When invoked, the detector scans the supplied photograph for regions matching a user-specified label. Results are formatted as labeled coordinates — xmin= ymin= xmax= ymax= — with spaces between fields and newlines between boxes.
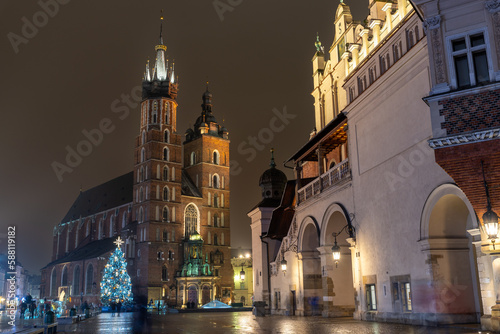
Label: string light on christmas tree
xmin=100 ymin=236 xmax=133 ymax=305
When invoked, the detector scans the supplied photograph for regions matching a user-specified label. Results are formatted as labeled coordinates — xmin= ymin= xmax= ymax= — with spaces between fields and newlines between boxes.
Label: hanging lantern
xmin=280 ymin=258 xmax=287 ymax=274
xmin=332 ymin=234 xmax=341 ymax=267
xmin=240 ymin=267 xmax=245 ymax=281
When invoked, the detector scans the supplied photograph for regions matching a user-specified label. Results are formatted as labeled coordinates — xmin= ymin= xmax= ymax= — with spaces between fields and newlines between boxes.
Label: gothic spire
xmin=154 ymin=12 xmax=167 ymax=81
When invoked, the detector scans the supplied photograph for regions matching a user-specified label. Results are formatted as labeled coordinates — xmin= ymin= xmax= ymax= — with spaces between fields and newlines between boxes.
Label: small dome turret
xmin=259 ymin=149 xmax=287 ymax=200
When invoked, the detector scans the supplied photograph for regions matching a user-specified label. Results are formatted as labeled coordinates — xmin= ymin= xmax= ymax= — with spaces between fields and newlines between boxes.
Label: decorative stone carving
xmin=430 ymin=28 xmax=447 ymax=84
xmin=486 ymin=0 xmax=500 ymax=13
xmin=423 ymin=15 xmax=441 ymax=31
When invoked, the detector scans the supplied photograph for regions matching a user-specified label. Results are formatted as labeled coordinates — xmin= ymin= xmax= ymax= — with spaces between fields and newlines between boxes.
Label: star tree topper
xmin=114 ymin=236 xmax=124 ymax=247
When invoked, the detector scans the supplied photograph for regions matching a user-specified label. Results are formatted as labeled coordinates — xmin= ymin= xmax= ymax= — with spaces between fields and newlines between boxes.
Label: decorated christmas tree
xmin=100 ymin=237 xmax=133 ymax=305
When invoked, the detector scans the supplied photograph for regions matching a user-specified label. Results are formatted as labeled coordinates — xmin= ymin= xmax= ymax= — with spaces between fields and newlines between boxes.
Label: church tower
xmin=132 ymin=15 xmax=183 ymax=302
xmin=181 ymin=86 xmax=233 ymax=304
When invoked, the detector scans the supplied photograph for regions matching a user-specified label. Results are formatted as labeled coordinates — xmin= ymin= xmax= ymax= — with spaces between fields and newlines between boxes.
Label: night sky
xmin=0 ymin=0 xmax=365 ymax=273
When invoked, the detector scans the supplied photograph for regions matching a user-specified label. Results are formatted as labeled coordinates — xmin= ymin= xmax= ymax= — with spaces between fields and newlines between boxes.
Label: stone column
xmin=348 ymin=43 xmax=361 ymax=68
xmin=359 ymin=29 xmax=370 ymax=56
xmin=317 ymin=246 xmax=334 ymax=317
xmin=423 ymin=15 xmax=449 ymax=93
xmin=369 ymin=20 xmax=382 ymax=45
xmin=382 ymin=3 xmax=394 ymax=32
xmin=486 ymin=1 xmax=500 ymax=80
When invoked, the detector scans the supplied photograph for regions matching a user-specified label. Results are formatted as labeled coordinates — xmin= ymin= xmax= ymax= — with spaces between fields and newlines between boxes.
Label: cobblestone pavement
xmin=0 ymin=311 xmax=491 ymax=334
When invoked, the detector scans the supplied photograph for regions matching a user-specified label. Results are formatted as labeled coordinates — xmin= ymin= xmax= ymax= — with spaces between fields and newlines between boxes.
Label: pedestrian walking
xmin=111 ymin=301 xmax=116 ymax=317
xmin=117 ymin=301 xmax=122 ymax=316
xmin=29 ymin=301 xmax=36 ymax=319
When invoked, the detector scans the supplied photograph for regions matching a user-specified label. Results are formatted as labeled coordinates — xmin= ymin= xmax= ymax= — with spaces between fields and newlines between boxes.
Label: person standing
xmin=116 ymin=301 xmax=122 ymax=316
xmin=111 ymin=301 xmax=116 ymax=317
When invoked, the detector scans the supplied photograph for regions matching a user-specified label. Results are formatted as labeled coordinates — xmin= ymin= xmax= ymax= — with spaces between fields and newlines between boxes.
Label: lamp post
xmin=482 ymin=161 xmax=499 ymax=249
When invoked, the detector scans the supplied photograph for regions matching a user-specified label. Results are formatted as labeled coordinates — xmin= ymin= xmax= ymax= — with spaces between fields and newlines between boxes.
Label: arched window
xmin=190 ymin=152 xmax=196 ymax=166
xmin=164 ymin=102 xmax=170 ymax=124
xmin=163 ymin=187 xmax=170 ymax=201
xmin=184 ymin=204 xmax=199 ymax=236
xmin=221 ymin=233 xmax=225 ymax=246
xmin=98 ymin=219 xmax=103 ymax=240
xmin=86 ymin=221 xmax=90 ymax=237
xmin=208 ymin=231 xmax=211 ymax=244
xmin=138 ymin=207 xmax=144 ymax=223
xmin=408 ymin=30 xmax=414 ymax=49
xmin=163 ymin=147 xmax=169 ymax=161
xmin=73 ymin=266 xmax=80 ymax=295
xmin=164 ymin=130 xmax=170 ymax=143
xmin=214 ymin=234 xmax=218 ymax=245
xmin=140 ymin=187 xmax=144 ymax=202
xmin=163 ymin=166 xmax=169 ymax=181
xmin=214 ymin=194 xmax=219 ymax=208
xmin=163 ymin=229 xmax=168 ymax=242
xmin=213 ymin=174 xmax=219 ymax=189
xmin=162 ymin=265 xmax=168 ymax=281
xmin=109 ymin=216 xmax=115 ymax=237
xmin=153 ymin=101 xmax=158 ymax=123
xmin=141 ymin=148 xmax=145 ymax=163
xmin=213 ymin=150 xmax=220 ymax=165
xmin=140 ymin=167 xmax=144 ymax=182
xmin=86 ymin=264 xmax=93 ymax=295
xmin=50 ymin=268 xmax=57 ymax=296
xmin=163 ymin=206 xmax=169 ymax=222
xmin=61 ymin=265 xmax=68 ymax=286
xmin=141 ymin=131 xmax=146 ymax=145
xmin=122 ymin=212 xmax=127 ymax=228
xmin=213 ymin=214 xmax=219 ymax=227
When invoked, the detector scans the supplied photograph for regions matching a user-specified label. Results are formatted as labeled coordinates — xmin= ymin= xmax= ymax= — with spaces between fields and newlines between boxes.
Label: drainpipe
xmin=260 ymin=235 xmax=271 ymax=313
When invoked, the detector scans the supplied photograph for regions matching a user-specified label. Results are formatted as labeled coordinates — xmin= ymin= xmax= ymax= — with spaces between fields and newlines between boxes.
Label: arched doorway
xmin=202 ymin=285 xmax=211 ymax=305
xmin=322 ymin=209 xmax=355 ymax=317
xmin=299 ymin=218 xmax=322 ymax=315
xmin=420 ymin=185 xmax=480 ymax=322
xmin=188 ymin=285 xmax=198 ymax=308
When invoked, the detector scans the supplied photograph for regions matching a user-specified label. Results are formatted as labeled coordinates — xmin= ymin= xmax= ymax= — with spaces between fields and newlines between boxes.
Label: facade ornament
xmin=486 ymin=0 xmax=500 ymax=13
xmin=423 ymin=15 xmax=441 ymax=31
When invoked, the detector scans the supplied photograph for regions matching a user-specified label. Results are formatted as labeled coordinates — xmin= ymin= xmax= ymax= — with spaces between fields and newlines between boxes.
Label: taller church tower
xmin=131 ymin=16 xmax=232 ymax=306
xmin=132 ymin=15 xmax=183 ymax=302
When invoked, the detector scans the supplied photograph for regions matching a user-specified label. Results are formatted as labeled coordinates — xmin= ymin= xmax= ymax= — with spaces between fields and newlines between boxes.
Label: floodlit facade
xmin=41 ymin=20 xmax=233 ymax=309
xmin=251 ymin=0 xmax=499 ymax=328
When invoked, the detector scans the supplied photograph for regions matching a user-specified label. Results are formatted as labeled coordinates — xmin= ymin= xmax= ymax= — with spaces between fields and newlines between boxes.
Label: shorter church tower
xmin=248 ymin=150 xmax=287 ymax=310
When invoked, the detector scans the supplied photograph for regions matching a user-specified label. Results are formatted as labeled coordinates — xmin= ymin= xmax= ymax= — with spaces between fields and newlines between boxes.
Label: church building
xmin=40 ymin=18 xmax=233 ymax=308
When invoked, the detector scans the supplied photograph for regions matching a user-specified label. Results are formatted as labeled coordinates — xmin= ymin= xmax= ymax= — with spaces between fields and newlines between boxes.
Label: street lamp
xmin=482 ymin=161 xmax=499 ymax=249
xmin=331 ymin=233 xmax=341 ymax=267
xmin=280 ymin=258 xmax=287 ymax=274
xmin=330 ymin=216 xmax=356 ymax=267
xmin=240 ymin=266 xmax=245 ymax=281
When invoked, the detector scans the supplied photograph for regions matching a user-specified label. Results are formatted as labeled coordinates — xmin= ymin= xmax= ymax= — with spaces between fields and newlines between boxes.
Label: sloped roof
xmin=181 ymin=170 xmax=203 ymax=197
xmin=248 ymin=198 xmax=282 ymax=213
xmin=267 ymin=180 xmax=296 ymax=240
xmin=43 ymin=238 xmax=117 ymax=268
xmin=60 ymin=172 xmax=133 ymax=224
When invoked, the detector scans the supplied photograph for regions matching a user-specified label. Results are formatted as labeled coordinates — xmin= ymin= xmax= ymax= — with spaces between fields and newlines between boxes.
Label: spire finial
xmin=270 ymin=148 xmax=276 ymax=168
xmin=159 ymin=9 xmax=164 ymax=44
xmin=315 ymin=33 xmax=324 ymax=53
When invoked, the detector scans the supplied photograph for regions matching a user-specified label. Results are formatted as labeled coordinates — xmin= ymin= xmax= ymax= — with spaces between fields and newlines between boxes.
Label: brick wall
xmin=435 ymin=139 xmax=500 ymax=221
xmin=439 ymin=89 xmax=500 ymax=136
